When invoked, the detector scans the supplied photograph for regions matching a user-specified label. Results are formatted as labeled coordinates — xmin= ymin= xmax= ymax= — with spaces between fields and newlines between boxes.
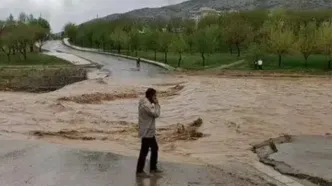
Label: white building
xmin=189 ymin=7 xmax=222 ymax=27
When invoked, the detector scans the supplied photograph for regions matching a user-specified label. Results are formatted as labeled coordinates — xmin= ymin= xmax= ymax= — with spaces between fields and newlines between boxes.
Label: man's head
xmin=145 ymin=88 xmax=157 ymax=103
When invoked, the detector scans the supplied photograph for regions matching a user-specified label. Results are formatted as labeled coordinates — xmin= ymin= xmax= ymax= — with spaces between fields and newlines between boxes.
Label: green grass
xmin=0 ymin=52 xmax=71 ymax=66
xmin=230 ymin=54 xmax=332 ymax=73
xmin=0 ymin=52 xmax=83 ymax=92
xmin=108 ymin=50 xmax=241 ymax=70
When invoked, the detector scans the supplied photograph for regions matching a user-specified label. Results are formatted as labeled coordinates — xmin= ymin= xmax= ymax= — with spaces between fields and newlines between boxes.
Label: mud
xmin=30 ymin=118 xmax=205 ymax=143
xmin=58 ymin=92 xmax=139 ymax=104
xmin=57 ymin=84 xmax=184 ymax=104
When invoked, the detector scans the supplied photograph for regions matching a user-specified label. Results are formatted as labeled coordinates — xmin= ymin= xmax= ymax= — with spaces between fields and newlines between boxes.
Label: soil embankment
xmin=0 ymin=65 xmax=87 ymax=92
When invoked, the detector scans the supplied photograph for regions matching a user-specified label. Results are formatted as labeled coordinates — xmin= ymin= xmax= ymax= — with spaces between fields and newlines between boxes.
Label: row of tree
xmin=64 ymin=9 xmax=332 ymax=68
xmin=0 ymin=13 xmax=51 ymax=61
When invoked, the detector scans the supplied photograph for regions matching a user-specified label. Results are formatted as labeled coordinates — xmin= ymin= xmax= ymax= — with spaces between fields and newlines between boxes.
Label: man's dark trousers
xmin=136 ymin=136 xmax=158 ymax=173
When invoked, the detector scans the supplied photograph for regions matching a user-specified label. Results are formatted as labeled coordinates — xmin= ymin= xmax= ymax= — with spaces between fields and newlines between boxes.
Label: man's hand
xmin=153 ymin=97 xmax=159 ymax=105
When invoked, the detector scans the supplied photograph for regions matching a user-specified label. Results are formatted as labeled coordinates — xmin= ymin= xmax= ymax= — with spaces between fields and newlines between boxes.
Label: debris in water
xmin=159 ymin=84 xmax=185 ymax=97
xmin=58 ymin=92 xmax=138 ymax=104
xmin=96 ymin=78 xmax=107 ymax=84
xmin=269 ymin=139 xmax=278 ymax=152
xmin=159 ymin=118 xmax=205 ymax=142
xmin=48 ymin=102 xmax=66 ymax=112
xmin=31 ymin=130 xmax=97 ymax=141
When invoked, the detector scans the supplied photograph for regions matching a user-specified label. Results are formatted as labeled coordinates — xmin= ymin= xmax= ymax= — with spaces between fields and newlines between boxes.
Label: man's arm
xmin=141 ymin=102 xmax=160 ymax=118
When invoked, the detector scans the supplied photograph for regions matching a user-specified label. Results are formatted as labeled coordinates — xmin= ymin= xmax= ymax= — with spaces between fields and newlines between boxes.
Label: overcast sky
xmin=0 ymin=0 xmax=185 ymax=32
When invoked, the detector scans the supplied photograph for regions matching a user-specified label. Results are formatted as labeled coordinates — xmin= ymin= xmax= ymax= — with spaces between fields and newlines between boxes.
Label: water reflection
xmin=136 ymin=175 xmax=161 ymax=186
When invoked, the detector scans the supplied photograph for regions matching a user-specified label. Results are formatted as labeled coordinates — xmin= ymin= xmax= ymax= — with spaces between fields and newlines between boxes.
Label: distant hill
xmin=84 ymin=0 xmax=332 ymax=23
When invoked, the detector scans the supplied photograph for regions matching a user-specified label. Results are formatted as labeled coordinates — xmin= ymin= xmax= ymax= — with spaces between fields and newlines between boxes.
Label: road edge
xmin=62 ymin=38 xmax=175 ymax=71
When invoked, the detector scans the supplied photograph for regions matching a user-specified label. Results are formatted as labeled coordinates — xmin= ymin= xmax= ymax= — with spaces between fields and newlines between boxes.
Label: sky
xmin=0 ymin=0 xmax=185 ymax=32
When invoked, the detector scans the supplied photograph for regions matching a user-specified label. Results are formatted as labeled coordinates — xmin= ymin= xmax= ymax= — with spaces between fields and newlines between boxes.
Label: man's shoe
xmin=150 ymin=169 xmax=163 ymax=174
xmin=136 ymin=171 xmax=150 ymax=178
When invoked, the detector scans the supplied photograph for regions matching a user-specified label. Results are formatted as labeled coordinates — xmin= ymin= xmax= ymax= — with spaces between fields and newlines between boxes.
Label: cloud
xmin=0 ymin=0 xmax=185 ymax=32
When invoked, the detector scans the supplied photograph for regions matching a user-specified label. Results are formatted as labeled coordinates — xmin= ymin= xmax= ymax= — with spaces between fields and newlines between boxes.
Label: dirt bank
xmin=0 ymin=75 xmax=331 ymax=167
xmin=0 ymin=66 xmax=87 ymax=92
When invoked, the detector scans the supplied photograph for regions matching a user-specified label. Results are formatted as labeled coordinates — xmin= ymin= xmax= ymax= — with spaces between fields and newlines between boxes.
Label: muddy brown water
xmin=0 ymin=75 xmax=331 ymax=168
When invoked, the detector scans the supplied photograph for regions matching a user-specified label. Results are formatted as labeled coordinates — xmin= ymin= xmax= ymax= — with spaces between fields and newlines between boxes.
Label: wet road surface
xmin=43 ymin=41 xmax=165 ymax=79
xmin=0 ymin=140 xmax=262 ymax=186
xmin=269 ymin=135 xmax=332 ymax=185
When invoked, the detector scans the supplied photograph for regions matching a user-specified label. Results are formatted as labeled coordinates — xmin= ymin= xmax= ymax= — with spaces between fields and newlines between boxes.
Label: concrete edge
xmin=252 ymin=135 xmax=331 ymax=186
xmin=36 ymin=43 xmax=102 ymax=69
xmin=253 ymin=162 xmax=304 ymax=186
xmin=54 ymin=49 xmax=104 ymax=69
xmin=251 ymin=136 xmax=305 ymax=186
xmin=62 ymin=38 xmax=175 ymax=71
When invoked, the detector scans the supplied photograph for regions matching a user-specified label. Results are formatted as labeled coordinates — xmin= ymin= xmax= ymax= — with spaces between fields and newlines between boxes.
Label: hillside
xmin=86 ymin=0 xmax=332 ymax=23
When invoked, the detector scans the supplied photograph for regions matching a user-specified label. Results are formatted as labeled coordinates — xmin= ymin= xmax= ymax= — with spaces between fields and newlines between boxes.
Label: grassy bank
xmin=0 ymin=52 xmax=71 ymax=66
xmin=228 ymin=54 xmax=332 ymax=74
xmin=0 ymin=65 xmax=87 ymax=92
xmin=0 ymin=52 xmax=87 ymax=92
xmin=70 ymin=41 xmax=332 ymax=74
xmin=107 ymin=50 xmax=241 ymax=70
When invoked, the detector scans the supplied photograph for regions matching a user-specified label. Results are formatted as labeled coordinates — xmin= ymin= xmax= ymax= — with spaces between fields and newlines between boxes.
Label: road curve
xmin=43 ymin=40 xmax=166 ymax=79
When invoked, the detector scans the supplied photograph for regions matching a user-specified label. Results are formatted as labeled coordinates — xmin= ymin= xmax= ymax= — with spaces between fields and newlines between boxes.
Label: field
xmin=0 ymin=52 xmax=86 ymax=92
xmin=0 ymin=52 xmax=71 ymax=66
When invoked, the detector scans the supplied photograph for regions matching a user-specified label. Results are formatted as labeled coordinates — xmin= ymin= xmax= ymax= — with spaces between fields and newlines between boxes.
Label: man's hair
xmin=145 ymin=88 xmax=156 ymax=100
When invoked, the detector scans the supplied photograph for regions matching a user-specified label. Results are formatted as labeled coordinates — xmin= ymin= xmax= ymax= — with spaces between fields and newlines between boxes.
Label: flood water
xmin=0 ymin=41 xmax=331 ymax=168
xmin=1 ymin=74 xmax=331 ymax=167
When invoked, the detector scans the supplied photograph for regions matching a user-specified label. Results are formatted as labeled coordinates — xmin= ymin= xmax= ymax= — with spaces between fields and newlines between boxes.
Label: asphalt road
xmin=0 ymin=140 xmax=264 ymax=186
xmin=269 ymin=135 xmax=332 ymax=185
xmin=43 ymin=41 xmax=165 ymax=79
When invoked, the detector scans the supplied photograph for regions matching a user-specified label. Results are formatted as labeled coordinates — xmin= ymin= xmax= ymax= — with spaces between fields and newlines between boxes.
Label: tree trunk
xmin=23 ymin=48 xmax=27 ymax=60
xmin=164 ymin=51 xmax=168 ymax=63
xmin=236 ymin=43 xmax=240 ymax=57
xmin=278 ymin=54 xmax=282 ymax=67
xmin=30 ymin=44 xmax=34 ymax=52
xmin=20 ymin=48 xmax=27 ymax=60
xmin=154 ymin=50 xmax=157 ymax=60
xmin=1 ymin=48 xmax=11 ymax=62
xmin=201 ymin=52 xmax=205 ymax=66
xmin=229 ymin=45 xmax=233 ymax=55
xmin=178 ymin=52 xmax=182 ymax=67
xmin=102 ymin=43 xmax=105 ymax=51
xmin=135 ymin=49 xmax=138 ymax=57
xmin=12 ymin=48 xmax=16 ymax=55
xmin=39 ymin=45 xmax=42 ymax=52
xmin=117 ymin=46 xmax=121 ymax=54
xmin=328 ymin=60 xmax=332 ymax=69
xmin=304 ymin=55 xmax=309 ymax=68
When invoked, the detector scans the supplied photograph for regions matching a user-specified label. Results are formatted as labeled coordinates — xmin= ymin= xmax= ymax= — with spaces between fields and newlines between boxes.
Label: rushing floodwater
xmin=0 ymin=41 xmax=331 ymax=167
xmin=1 ymin=75 xmax=331 ymax=166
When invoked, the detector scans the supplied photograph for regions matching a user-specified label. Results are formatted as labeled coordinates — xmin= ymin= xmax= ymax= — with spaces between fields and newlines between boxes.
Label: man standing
xmin=257 ymin=59 xmax=263 ymax=70
xmin=136 ymin=88 xmax=162 ymax=177
xmin=136 ymin=58 xmax=141 ymax=70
